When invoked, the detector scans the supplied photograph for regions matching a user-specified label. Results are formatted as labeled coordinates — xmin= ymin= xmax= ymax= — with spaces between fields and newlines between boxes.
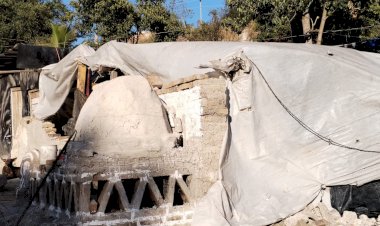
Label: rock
xmin=359 ymin=214 xmax=369 ymax=221
xmin=315 ymin=219 xmax=329 ymax=226
xmin=342 ymin=211 xmax=358 ymax=223
xmin=0 ymin=174 xmax=7 ymax=189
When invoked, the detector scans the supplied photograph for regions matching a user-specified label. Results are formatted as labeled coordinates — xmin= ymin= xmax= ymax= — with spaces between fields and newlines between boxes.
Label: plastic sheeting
xmin=36 ymin=41 xmax=380 ymax=225
xmin=34 ymin=44 xmax=95 ymax=119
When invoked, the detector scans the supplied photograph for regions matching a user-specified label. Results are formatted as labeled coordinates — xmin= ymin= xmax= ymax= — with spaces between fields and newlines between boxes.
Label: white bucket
xmin=39 ymin=145 xmax=58 ymax=165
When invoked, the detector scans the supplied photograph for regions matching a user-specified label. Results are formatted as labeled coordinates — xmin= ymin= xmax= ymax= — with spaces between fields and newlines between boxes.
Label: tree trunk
xmin=302 ymin=13 xmax=312 ymax=44
xmin=317 ymin=3 xmax=328 ymax=45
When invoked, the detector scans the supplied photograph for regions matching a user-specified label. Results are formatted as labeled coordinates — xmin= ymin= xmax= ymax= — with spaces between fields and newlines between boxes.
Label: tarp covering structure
xmin=35 ymin=41 xmax=380 ymax=225
xmin=34 ymin=44 xmax=95 ymax=119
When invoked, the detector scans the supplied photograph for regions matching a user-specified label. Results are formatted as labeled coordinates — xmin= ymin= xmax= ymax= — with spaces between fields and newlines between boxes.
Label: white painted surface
xmin=159 ymin=86 xmax=203 ymax=140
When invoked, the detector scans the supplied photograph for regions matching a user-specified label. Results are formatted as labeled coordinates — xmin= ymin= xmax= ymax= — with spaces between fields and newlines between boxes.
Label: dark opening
xmin=121 ymin=178 xmax=139 ymax=202
xmin=173 ymin=175 xmax=189 ymax=206
xmin=105 ymin=187 xmax=121 ymax=213
xmin=153 ymin=176 xmax=169 ymax=197
xmin=140 ymin=183 xmax=155 ymax=209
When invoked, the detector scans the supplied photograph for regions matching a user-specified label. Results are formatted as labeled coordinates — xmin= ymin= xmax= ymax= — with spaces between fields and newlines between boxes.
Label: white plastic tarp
xmin=34 ymin=44 xmax=95 ymax=119
xmin=36 ymin=41 xmax=380 ymax=225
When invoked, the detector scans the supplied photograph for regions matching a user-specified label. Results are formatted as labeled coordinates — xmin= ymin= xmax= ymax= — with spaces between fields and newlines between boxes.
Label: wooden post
xmin=28 ymin=89 xmax=39 ymax=117
xmin=78 ymin=182 xmax=91 ymax=213
xmin=176 ymin=176 xmax=192 ymax=202
xmin=97 ymin=181 xmax=115 ymax=213
xmin=147 ymin=176 xmax=164 ymax=207
xmin=77 ymin=64 xmax=87 ymax=94
xmin=131 ymin=179 xmax=147 ymax=209
xmin=114 ymin=181 xmax=130 ymax=210
xmin=110 ymin=71 xmax=118 ymax=80
xmin=10 ymin=87 xmax=22 ymax=160
xmin=165 ymin=176 xmax=176 ymax=206
xmin=54 ymin=179 xmax=63 ymax=209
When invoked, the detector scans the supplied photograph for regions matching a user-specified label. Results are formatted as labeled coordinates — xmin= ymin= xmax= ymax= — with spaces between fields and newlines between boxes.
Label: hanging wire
xmin=249 ymin=60 xmax=380 ymax=154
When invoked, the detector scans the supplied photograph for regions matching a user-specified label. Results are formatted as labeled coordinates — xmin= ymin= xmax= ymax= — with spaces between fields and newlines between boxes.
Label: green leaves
xmin=50 ymin=24 xmax=76 ymax=48
xmin=0 ymin=0 xmax=71 ymax=52
xmin=71 ymin=0 xmax=183 ymax=43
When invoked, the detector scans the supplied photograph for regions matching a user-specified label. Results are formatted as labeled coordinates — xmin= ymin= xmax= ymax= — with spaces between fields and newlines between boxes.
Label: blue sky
xmin=63 ymin=0 xmax=225 ymax=45
xmin=63 ymin=0 xmax=226 ymax=25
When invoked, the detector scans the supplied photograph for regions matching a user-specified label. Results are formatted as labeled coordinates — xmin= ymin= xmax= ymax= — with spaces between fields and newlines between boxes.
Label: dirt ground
xmin=0 ymin=178 xmax=75 ymax=226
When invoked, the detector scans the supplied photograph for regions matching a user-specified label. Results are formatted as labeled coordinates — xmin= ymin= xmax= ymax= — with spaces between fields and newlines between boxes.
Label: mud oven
xmin=21 ymin=69 xmax=228 ymax=225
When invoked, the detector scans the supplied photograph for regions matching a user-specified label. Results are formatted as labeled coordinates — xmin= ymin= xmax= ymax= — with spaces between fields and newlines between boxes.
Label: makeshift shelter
xmin=31 ymin=41 xmax=380 ymax=225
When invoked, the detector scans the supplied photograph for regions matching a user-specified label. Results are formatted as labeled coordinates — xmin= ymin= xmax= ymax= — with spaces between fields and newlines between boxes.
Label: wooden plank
xmin=131 ymin=179 xmax=147 ymax=209
xmin=97 ymin=181 xmax=115 ymax=213
xmin=165 ymin=176 xmax=176 ymax=206
xmin=28 ymin=89 xmax=39 ymax=117
xmin=0 ymin=70 xmax=24 ymax=75
xmin=62 ymin=181 xmax=70 ymax=210
xmin=77 ymin=63 xmax=87 ymax=94
xmin=78 ymin=182 xmax=91 ymax=213
xmin=39 ymin=181 xmax=47 ymax=208
xmin=147 ymin=177 xmax=164 ymax=207
xmin=47 ymin=179 xmax=55 ymax=206
xmin=74 ymin=183 xmax=80 ymax=212
xmin=114 ymin=181 xmax=130 ymax=210
xmin=176 ymin=177 xmax=192 ymax=203
xmin=54 ymin=180 xmax=63 ymax=209
xmin=67 ymin=182 xmax=76 ymax=212
xmin=110 ymin=70 xmax=118 ymax=80
xmin=10 ymin=87 xmax=22 ymax=160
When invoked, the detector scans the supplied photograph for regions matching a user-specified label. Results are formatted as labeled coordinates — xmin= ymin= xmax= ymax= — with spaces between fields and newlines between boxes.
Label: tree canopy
xmin=0 ymin=0 xmax=379 ymax=52
xmin=0 ymin=0 xmax=70 ymax=52
xmin=71 ymin=0 xmax=184 ymax=43
xmin=223 ymin=0 xmax=380 ymax=44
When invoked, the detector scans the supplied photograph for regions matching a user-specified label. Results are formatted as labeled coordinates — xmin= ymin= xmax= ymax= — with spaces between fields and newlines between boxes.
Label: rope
xmin=15 ymin=130 xmax=77 ymax=226
xmin=249 ymin=60 xmax=380 ymax=154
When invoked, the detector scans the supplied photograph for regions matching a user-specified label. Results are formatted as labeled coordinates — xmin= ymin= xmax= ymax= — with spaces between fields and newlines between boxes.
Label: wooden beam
xmin=110 ymin=71 xmax=117 ymax=80
xmin=176 ymin=176 xmax=192 ymax=203
xmin=54 ymin=180 xmax=63 ymax=209
xmin=147 ymin=177 xmax=164 ymax=207
xmin=39 ymin=181 xmax=47 ymax=208
xmin=114 ymin=181 xmax=130 ymax=210
xmin=47 ymin=179 xmax=55 ymax=206
xmin=62 ymin=181 xmax=70 ymax=210
xmin=97 ymin=181 xmax=115 ymax=213
xmin=131 ymin=179 xmax=147 ymax=209
xmin=78 ymin=182 xmax=91 ymax=213
xmin=28 ymin=89 xmax=39 ymax=117
xmin=10 ymin=87 xmax=22 ymax=160
xmin=67 ymin=182 xmax=76 ymax=212
xmin=165 ymin=176 xmax=176 ymax=206
xmin=77 ymin=63 xmax=87 ymax=94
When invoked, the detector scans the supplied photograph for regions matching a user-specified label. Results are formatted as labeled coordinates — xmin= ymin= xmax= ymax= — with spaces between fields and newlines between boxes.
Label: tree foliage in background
xmin=50 ymin=24 xmax=76 ymax=49
xmin=137 ymin=0 xmax=184 ymax=42
xmin=0 ymin=0 xmax=69 ymax=52
xmin=71 ymin=0 xmax=137 ymax=42
xmin=223 ymin=0 xmax=380 ymax=45
xmin=71 ymin=0 xmax=184 ymax=43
